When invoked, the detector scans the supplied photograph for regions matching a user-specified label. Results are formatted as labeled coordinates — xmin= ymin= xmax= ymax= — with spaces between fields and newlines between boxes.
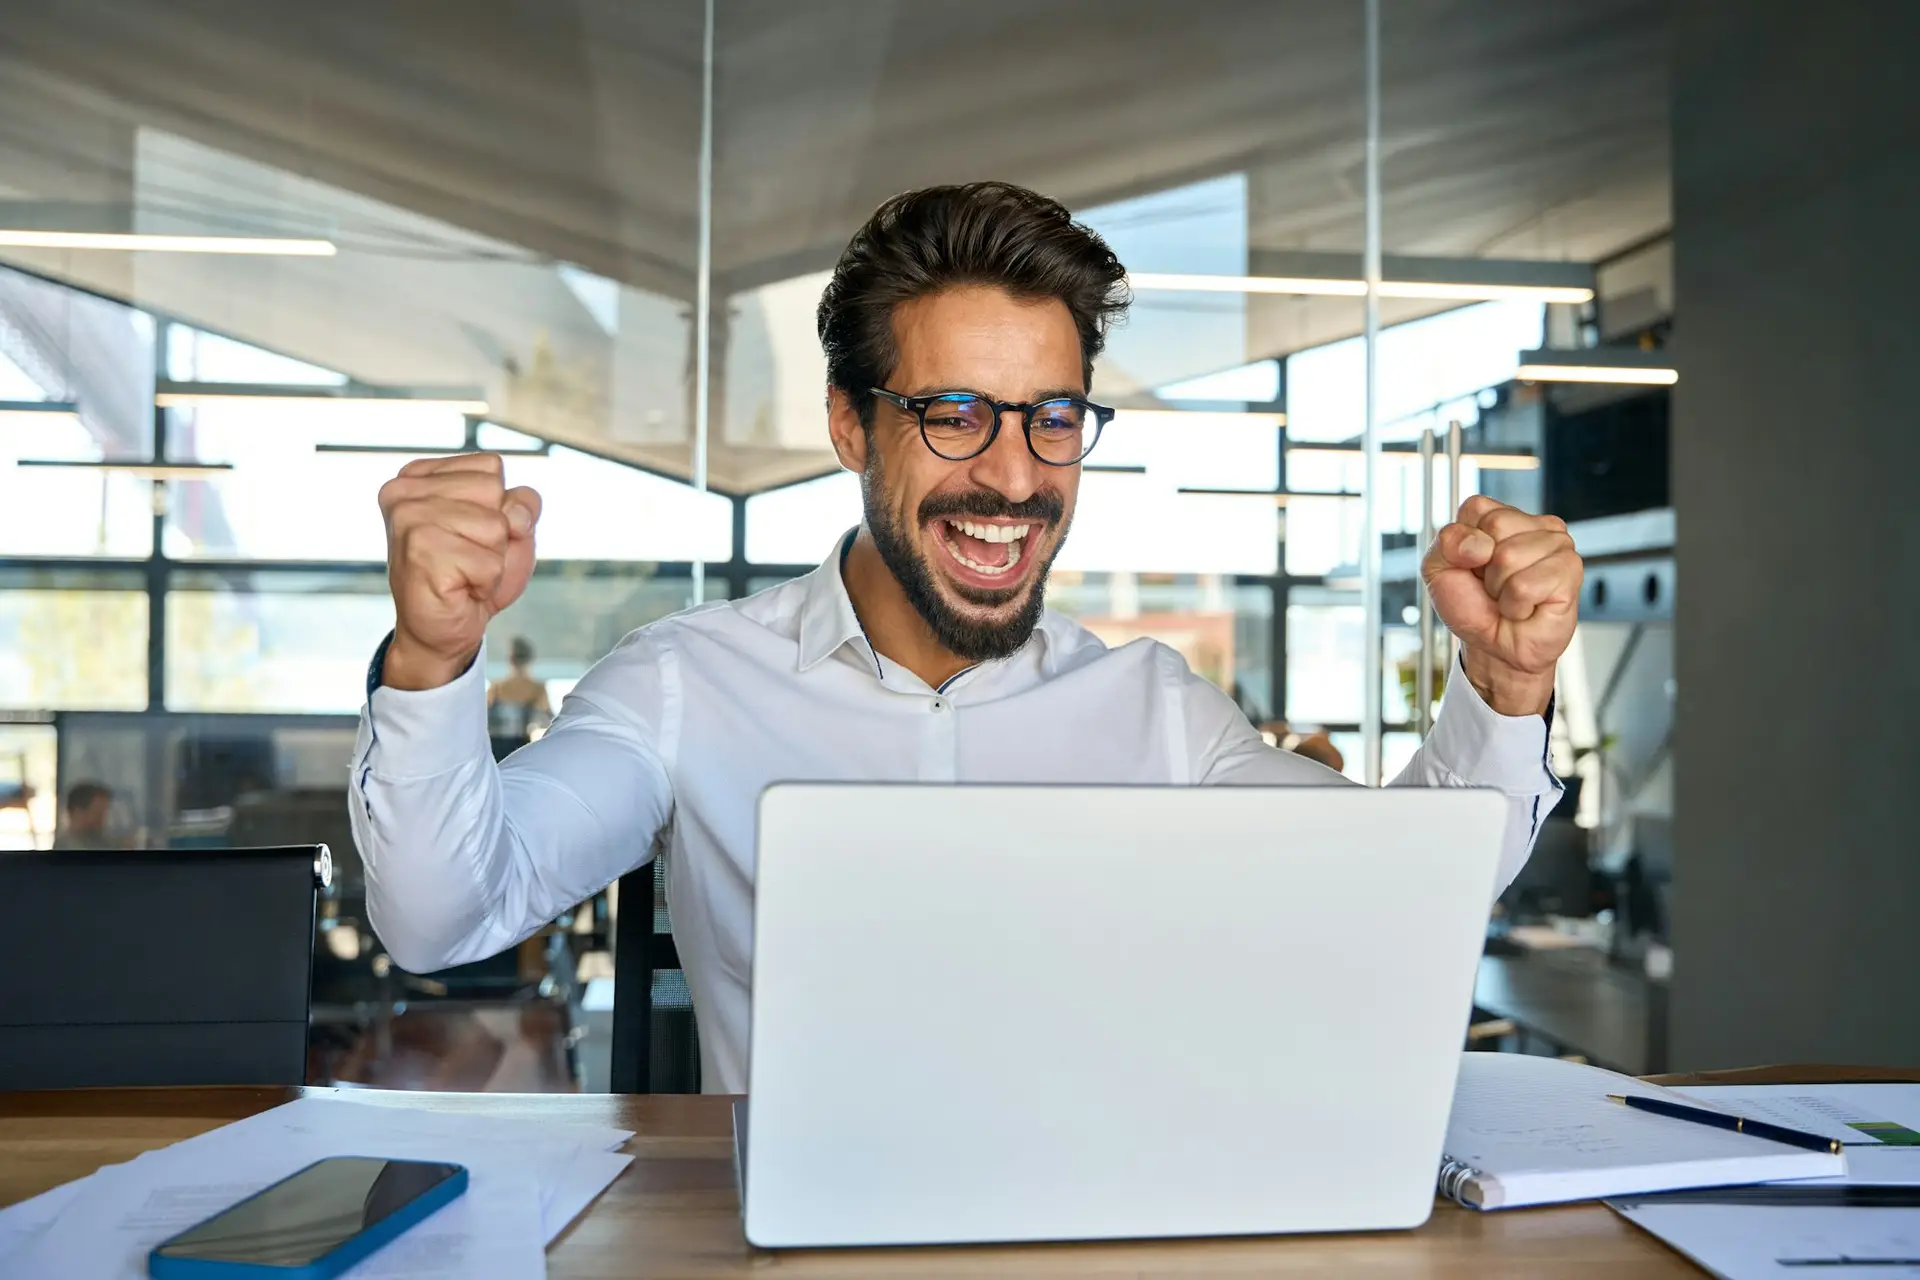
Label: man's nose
xmin=967 ymin=408 xmax=1044 ymax=504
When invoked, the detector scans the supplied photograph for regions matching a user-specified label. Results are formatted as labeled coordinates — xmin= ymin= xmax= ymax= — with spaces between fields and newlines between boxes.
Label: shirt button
xmin=930 ymin=699 xmax=946 ymax=712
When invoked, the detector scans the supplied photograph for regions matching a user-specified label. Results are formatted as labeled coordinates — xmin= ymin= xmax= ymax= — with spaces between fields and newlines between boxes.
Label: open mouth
xmin=929 ymin=516 xmax=1039 ymax=588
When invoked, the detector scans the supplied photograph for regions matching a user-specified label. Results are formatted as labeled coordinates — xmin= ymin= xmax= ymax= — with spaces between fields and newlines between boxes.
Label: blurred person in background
xmin=487 ymin=636 xmax=552 ymax=760
xmin=1291 ymin=731 xmax=1346 ymax=775
xmin=53 ymin=781 xmax=116 ymax=851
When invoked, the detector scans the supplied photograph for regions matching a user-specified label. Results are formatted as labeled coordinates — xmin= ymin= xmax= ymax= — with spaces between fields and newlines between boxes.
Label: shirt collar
xmin=795 ymin=530 xmax=871 ymax=673
xmin=793 ymin=527 xmax=1060 ymax=677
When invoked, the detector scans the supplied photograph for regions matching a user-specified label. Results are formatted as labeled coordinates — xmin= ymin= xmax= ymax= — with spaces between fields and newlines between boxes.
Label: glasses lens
xmin=920 ymin=394 xmax=995 ymax=459
xmin=1028 ymin=399 xmax=1093 ymax=464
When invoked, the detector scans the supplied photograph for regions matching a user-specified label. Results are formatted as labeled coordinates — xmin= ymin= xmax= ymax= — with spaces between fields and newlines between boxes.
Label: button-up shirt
xmin=350 ymin=540 xmax=1559 ymax=1093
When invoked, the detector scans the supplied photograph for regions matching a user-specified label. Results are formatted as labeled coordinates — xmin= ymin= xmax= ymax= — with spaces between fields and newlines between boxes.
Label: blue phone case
xmin=147 ymin=1157 xmax=470 ymax=1280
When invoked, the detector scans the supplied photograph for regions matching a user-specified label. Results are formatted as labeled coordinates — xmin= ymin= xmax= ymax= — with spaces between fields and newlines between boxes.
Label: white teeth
xmin=952 ymin=519 xmax=1030 ymax=544
xmin=942 ymin=529 xmax=1023 ymax=576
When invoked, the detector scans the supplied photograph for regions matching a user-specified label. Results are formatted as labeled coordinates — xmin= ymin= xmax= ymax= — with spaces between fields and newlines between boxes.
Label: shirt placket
xmin=919 ymin=691 xmax=957 ymax=782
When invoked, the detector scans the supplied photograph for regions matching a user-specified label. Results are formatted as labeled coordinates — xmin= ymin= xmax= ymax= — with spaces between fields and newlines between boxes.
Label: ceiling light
xmin=1515 ymin=363 xmax=1677 ymax=386
xmin=1515 ymin=349 xmax=1676 ymax=386
xmin=1111 ymin=408 xmax=1287 ymax=428
xmin=1128 ymin=273 xmax=1593 ymax=305
xmin=156 ymin=381 xmax=489 ymax=414
xmin=1465 ymin=454 xmax=1542 ymax=471
xmin=0 ymin=230 xmax=336 ymax=255
xmin=1286 ymin=445 xmax=1539 ymax=469
xmin=14 ymin=459 xmax=234 ymax=479
xmin=1378 ymin=280 xmax=1593 ymax=304
xmin=1132 ymin=272 xmax=1369 ymax=298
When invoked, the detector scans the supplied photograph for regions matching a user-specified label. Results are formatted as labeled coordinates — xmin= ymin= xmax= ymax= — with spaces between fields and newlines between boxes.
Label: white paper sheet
xmin=1676 ymin=1085 xmax=1920 ymax=1186
xmin=6 ymin=1094 xmax=638 ymax=1277
xmin=0 ymin=1173 xmax=95 ymax=1268
xmin=8 ymin=1155 xmax=548 ymax=1280
xmin=1613 ymin=1203 xmax=1920 ymax=1278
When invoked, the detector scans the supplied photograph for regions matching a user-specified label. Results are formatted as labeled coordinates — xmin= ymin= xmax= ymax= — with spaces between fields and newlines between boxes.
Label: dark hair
xmin=65 ymin=781 xmax=111 ymax=813
xmin=817 ymin=182 xmax=1130 ymax=426
xmin=509 ymin=636 xmax=534 ymax=666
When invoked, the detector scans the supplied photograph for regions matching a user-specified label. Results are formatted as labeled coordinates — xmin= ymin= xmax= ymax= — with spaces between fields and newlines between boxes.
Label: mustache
xmin=918 ymin=488 xmax=1065 ymax=525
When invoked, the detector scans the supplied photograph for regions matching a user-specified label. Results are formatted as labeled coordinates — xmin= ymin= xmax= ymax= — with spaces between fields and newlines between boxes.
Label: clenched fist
xmin=1422 ymin=495 xmax=1582 ymax=718
xmin=377 ymin=453 xmax=542 ymax=690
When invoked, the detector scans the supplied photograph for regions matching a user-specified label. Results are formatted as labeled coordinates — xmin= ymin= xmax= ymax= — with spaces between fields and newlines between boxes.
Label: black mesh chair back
xmin=0 ymin=845 xmax=326 ymax=1090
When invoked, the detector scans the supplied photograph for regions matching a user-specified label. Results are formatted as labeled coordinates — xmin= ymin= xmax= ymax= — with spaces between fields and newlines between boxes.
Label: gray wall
xmin=1671 ymin=1 xmax=1920 ymax=1069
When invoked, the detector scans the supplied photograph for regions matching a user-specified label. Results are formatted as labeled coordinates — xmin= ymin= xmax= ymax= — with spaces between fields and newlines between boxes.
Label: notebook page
xmin=1443 ymin=1054 xmax=1846 ymax=1208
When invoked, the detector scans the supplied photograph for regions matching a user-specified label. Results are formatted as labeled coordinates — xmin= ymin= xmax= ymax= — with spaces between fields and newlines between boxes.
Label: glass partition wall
xmin=0 ymin=0 xmax=1666 ymax=1084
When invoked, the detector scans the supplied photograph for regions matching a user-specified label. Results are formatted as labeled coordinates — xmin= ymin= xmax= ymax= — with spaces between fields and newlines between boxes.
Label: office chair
xmin=609 ymin=857 xmax=698 ymax=1093
xmin=0 ymin=845 xmax=328 ymax=1090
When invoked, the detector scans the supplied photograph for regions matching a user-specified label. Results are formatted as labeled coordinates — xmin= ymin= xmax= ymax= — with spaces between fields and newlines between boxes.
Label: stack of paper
xmin=0 ymin=1094 xmax=634 ymax=1278
xmin=1608 ymin=1083 xmax=1920 ymax=1279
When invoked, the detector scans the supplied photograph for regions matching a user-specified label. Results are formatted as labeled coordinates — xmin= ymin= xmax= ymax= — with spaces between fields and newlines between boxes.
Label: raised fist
xmin=1422 ymin=495 xmax=1582 ymax=717
xmin=377 ymin=453 xmax=542 ymax=690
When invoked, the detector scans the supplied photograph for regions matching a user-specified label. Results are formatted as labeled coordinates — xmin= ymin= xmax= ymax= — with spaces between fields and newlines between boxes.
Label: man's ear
xmin=826 ymin=385 xmax=869 ymax=474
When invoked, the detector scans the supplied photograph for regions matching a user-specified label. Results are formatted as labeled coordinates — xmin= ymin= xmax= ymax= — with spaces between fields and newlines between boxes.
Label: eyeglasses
xmin=870 ymin=388 xmax=1113 ymax=466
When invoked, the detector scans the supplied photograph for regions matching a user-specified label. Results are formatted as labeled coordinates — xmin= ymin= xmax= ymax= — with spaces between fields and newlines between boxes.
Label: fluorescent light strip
xmin=158 ymin=391 xmax=490 ymax=414
xmin=1129 ymin=272 xmax=1593 ymax=304
xmin=1113 ymin=408 xmax=1287 ymax=428
xmin=0 ymin=230 xmax=337 ymax=256
xmin=1515 ymin=362 xmax=1677 ymax=386
xmin=1287 ymin=446 xmax=1540 ymax=471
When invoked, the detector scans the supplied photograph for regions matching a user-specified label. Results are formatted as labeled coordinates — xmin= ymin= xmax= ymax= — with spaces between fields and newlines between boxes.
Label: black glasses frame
xmin=869 ymin=387 xmax=1114 ymax=466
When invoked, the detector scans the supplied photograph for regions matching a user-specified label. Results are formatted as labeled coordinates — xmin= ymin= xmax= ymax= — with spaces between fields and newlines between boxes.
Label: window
xmin=1285 ymin=593 xmax=1365 ymax=725
xmin=0 ymin=577 xmax=150 ymax=710
xmin=1050 ymin=574 xmax=1272 ymax=714
xmin=484 ymin=569 xmax=727 ymax=703
xmin=0 ymin=721 xmax=56 ymax=849
xmin=0 ymin=415 xmax=157 ymax=559
xmin=165 ymin=571 xmax=393 ymax=713
xmin=746 ymin=472 xmax=858 ymax=566
xmin=1282 ymin=300 xmax=1543 ymax=576
xmin=162 ymin=401 xmax=464 ymax=561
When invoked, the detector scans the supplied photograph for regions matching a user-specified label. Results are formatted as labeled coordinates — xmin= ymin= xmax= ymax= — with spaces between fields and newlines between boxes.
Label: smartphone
xmin=147 ymin=1156 xmax=468 ymax=1279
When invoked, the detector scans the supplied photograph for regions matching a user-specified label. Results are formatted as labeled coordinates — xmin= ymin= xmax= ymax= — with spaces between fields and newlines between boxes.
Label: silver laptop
xmin=737 ymin=783 xmax=1507 ymax=1248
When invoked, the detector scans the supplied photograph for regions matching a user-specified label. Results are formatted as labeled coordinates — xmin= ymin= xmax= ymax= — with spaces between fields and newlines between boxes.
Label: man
xmin=352 ymin=182 xmax=1581 ymax=1093
xmin=54 ymin=781 xmax=115 ymax=851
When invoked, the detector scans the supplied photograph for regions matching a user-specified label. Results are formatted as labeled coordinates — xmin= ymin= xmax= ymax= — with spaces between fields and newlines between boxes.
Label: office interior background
xmin=0 ymin=0 xmax=1911 ymax=1091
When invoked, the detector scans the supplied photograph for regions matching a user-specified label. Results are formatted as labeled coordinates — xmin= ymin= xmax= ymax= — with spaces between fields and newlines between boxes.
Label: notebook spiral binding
xmin=1437 ymin=1156 xmax=1481 ymax=1208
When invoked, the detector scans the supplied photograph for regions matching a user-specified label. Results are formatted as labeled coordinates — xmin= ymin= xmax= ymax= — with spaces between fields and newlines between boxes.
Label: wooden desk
xmin=1475 ymin=948 xmax=1662 ymax=1074
xmin=3 ymin=1070 xmax=1911 ymax=1278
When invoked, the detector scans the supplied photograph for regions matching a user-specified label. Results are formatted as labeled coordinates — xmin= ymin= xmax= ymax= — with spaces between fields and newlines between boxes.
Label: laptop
xmin=737 ymin=783 xmax=1508 ymax=1248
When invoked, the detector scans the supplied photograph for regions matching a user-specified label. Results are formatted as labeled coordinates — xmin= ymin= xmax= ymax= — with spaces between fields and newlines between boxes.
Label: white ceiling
xmin=0 ymin=0 xmax=1670 ymax=493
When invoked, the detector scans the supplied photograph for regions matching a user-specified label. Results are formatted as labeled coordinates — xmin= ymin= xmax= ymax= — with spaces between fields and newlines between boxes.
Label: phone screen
xmin=153 ymin=1157 xmax=463 ymax=1267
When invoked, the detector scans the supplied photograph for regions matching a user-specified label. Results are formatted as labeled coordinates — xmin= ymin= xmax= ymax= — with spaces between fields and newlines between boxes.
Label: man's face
xmin=73 ymin=794 xmax=110 ymax=833
xmin=835 ymin=285 xmax=1085 ymax=661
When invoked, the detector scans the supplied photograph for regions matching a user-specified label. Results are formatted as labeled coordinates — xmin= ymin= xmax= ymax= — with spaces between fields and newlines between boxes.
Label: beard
xmin=861 ymin=450 xmax=1070 ymax=663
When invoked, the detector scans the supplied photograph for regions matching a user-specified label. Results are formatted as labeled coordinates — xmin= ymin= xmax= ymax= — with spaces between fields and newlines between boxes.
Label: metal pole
xmin=1417 ymin=426 xmax=1436 ymax=736
xmin=1360 ymin=0 xmax=1384 ymax=785
xmin=688 ymin=0 xmax=715 ymax=606
xmin=1446 ymin=418 xmax=1464 ymax=674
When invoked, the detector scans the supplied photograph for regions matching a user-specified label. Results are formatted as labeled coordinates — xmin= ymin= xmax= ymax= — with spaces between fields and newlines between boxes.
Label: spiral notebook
xmin=1439 ymin=1054 xmax=1848 ymax=1209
